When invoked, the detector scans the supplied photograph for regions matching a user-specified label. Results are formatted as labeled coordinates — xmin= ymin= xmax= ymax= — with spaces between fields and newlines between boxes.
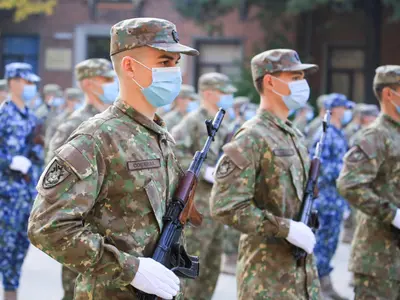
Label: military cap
xmin=324 ymin=93 xmax=355 ymax=109
xmin=110 ymin=18 xmax=199 ymax=56
xmin=75 ymin=58 xmax=115 ymax=81
xmin=0 ymin=79 xmax=7 ymax=91
xmin=233 ymin=96 xmax=250 ymax=109
xmin=43 ymin=84 xmax=62 ymax=95
xmin=360 ymin=104 xmax=380 ymax=117
xmin=4 ymin=62 xmax=40 ymax=82
xmin=251 ymin=49 xmax=318 ymax=83
xmin=198 ymin=72 xmax=237 ymax=94
xmin=353 ymin=103 xmax=366 ymax=114
xmin=179 ymin=84 xmax=198 ymax=100
xmin=316 ymin=94 xmax=328 ymax=109
xmin=65 ymin=88 xmax=83 ymax=100
xmin=373 ymin=65 xmax=400 ymax=86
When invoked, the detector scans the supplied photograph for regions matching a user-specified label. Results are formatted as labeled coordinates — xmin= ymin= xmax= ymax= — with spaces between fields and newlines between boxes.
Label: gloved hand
xmin=392 ymin=209 xmax=400 ymax=229
xmin=204 ymin=166 xmax=215 ymax=184
xmin=9 ymin=156 xmax=32 ymax=175
xmin=131 ymin=257 xmax=180 ymax=299
xmin=285 ymin=220 xmax=316 ymax=254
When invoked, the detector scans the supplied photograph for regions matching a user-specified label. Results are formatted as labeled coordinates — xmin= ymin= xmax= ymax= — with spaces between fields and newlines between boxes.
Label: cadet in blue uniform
xmin=310 ymin=93 xmax=353 ymax=300
xmin=0 ymin=63 xmax=42 ymax=300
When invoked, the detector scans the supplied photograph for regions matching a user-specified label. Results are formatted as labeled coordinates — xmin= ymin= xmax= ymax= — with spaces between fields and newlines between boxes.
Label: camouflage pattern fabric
xmin=343 ymin=121 xmax=361 ymax=143
xmin=0 ymin=100 xmax=43 ymax=290
xmin=171 ymin=107 xmax=230 ymax=300
xmin=354 ymin=274 xmax=400 ymax=299
xmin=45 ymin=105 xmax=101 ymax=164
xmin=62 ymin=266 xmax=76 ymax=300
xmin=74 ymin=59 xmax=115 ymax=81
xmin=110 ymin=18 xmax=199 ymax=56
xmin=210 ymin=109 xmax=321 ymax=300
xmin=163 ymin=110 xmax=184 ymax=130
xmin=198 ymin=72 xmax=237 ymax=94
xmin=251 ymin=49 xmax=318 ymax=83
xmin=43 ymin=110 xmax=72 ymax=155
xmin=305 ymin=116 xmax=321 ymax=149
xmin=337 ymin=114 xmax=400 ymax=281
xmin=28 ymin=97 xmax=185 ymax=299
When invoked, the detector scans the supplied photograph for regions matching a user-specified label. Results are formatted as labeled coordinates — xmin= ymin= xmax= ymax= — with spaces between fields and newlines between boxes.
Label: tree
xmin=173 ymin=0 xmax=400 ymax=104
xmin=0 ymin=0 xmax=57 ymax=22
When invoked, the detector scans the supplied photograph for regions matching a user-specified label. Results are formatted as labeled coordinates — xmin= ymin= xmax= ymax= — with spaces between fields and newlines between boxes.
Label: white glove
xmin=131 ymin=257 xmax=180 ymax=299
xmin=392 ymin=209 xmax=400 ymax=229
xmin=285 ymin=220 xmax=316 ymax=254
xmin=10 ymin=156 xmax=32 ymax=175
xmin=204 ymin=166 xmax=215 ymax=184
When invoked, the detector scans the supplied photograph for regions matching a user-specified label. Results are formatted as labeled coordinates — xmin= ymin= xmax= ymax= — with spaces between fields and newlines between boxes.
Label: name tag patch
xmin=273 ymin=148 xmax=295 ymax=157
xmin=127 ymin=159 xmax=161 ymax=171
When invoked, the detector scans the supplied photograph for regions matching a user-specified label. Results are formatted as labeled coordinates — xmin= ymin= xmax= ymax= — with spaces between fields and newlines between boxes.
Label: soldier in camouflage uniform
xmin=348 ymin=104 xmax=379 ymax=147
xmin=337 ymin=65 xmax=400 ymax=300
xmin=306 ymin=95 xmax=327 ymax=149
xmin=343 ymin=103 xmax=364 ymax=142
xmin=171 ymin=72 xmax=236 ymax=300
xmin=293 ymin=103 xmax=314 ymax=135
xmin=34 ymin=84 xmax=63 ymax=121
xmin=28 ymin=17 xmax=199 ymax=300
xmin=44 ymin=87 xmax=83 ymax=152
xmin=210 ymin=49 xmax=322 ymax=300
xmin=163 ymin=84 xmax=199 ymax=130
xmin=45 ymin=59 xmax=117 ymax=164
xmin=0 ymin=79 xmax=8 ymax=106
xmin=0 ymin=63 xmax=42 ymax=300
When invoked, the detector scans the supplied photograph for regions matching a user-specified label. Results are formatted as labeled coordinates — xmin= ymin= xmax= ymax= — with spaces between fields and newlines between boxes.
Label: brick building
xmin=1 ymin=0 xmax=400 ymax=104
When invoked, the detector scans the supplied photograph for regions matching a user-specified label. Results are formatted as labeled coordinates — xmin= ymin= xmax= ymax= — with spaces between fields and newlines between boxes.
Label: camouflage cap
xmin=65 ymin=88 xmax=83 ymax=100
xmin=316 ymin=94 xmax=328 ymax=109
xmin=75 ymin=58 xmax=116 ymax=81
xmin=0 ymin=79 xmax=7 ymax=91
xmin=324 ymin=93 xmax=355 ymax=109
xmin=43 ymin=84 xmax=62 ymax=95
xmin=373 ymin=65 xmax=400 ymax=86
xmin=179 ymin=84 xmax=198 ymax=100
xmin=251 ymin=49 xmax=318 ymax=83
xmin=198 ymin=72 xmax=237 ymax=94
xmin=110 ymin=18 xmax=199 ymax=56
xmin=5 ymin=62 xmax=40 ymax=82
xmin=360 ymin=104 xmax=380 ymax=117
xmin=233 ymin=96 xmax=250 ymax=109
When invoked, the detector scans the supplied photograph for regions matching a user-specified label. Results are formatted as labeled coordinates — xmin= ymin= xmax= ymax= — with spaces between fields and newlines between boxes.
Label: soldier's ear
xmin=121 ymin=56 xmax=135 ymax=78
xmin=382 ymin=86 xmax=392 ymax=100
xmin=263 ymin=74 xmax=274 ymax=91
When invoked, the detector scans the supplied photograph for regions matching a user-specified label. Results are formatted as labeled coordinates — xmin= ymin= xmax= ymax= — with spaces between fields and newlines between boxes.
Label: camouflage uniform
xmin=293 ymin=104 xmax=313 ymax=135
xmin=210 ymin=49 xmax=321 ymax=300
xmin=171 ymin=72 xmax=236 ymax=300
xmin=343 ymin=103 xmax=365 ymax=142
xmin=0 ymin=79 xmax=8 ymax=105
xmin=163 ymin=84 xmax=199 ymax=130
xmin=44 ymin=88 xmax=83 ymax=151
xmin=45 ymin=59 xmax=115 ymax=165
xmin=337 ymin=65 xmax=400 ymax=299
xmin=29 ymin=18 xmax=199 ymax=300
xmin=305 ymin=95 xmax=327 ymax=150
xmin=0 ymin=63 xmax=42 ymax=291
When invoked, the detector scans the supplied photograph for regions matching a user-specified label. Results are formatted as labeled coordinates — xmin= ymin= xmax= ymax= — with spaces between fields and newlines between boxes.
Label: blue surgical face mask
xmin=273 ymin=77 xmax=310 ymax=110
xmin=244 ymin=110 xmax=256 ymax=121
xmin=186 ymin=101 xmax=199 ymax=113
xmin=74 ymin=101 xmax=84 ymax=111
xmin=306 ymin=110 xmax=314 ymax=121
xmin=227 ymin=107 xmax=235 ymax=120
xmin=51 ymin=97 xmax=65 ymax=107
xmin=218 ymin=94 xmax=234 ymax=110
xmin=341 ymin=110 xmax=353 ymax=126
xmin=99 ymin=80 xmax=119 ymax=104
xmin=131 ymin=58 xmax=182 ymax=108
xmin=22 ymin=84 xmax=37 ymax=103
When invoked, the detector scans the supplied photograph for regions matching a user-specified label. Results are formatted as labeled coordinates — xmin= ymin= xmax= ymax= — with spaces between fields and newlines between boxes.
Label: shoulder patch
xmin=215 ymin=156 xmax=237 ymax=179
xmin=222 ymin=143 xmax=250 ymax=170
xmin=42 ymin=159 xmax=71 ymax=189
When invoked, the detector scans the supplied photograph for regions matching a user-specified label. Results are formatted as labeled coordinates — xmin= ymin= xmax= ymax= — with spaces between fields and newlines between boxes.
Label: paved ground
xmin=0 ymin=240 xmax=354 ymax=300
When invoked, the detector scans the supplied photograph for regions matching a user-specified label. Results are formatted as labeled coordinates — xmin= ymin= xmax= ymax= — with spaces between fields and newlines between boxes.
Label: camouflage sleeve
xmin=28 ymin=134 xmax=139 ymax=288
xmin=171 ymin=115 xmax=198 ymax=170
xmin=210 ymin=129 xmax=290 ymax=238
xmin=337 ymin=130 xmax=397 ymax=224
xmin=46 ymin=120 xmax=77 ymax=165
xmin=0 ymin=109 xmax=13 ymax=168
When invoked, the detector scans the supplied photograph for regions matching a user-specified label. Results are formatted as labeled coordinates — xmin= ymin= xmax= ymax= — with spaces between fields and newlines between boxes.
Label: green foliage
xmin=0 ymin=0 xmax=57 ymax=22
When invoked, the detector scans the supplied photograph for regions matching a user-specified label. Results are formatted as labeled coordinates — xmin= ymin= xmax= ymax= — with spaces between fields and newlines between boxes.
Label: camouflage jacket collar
xmin=114 ymin=97 xmax=174 ymax=142
xmin=382 ymin=113 xmax=400 ymax=130
xmin=9 ymin=98 xmax=30 ymax=117
xmin=258 ymin=109 xmax=296 ymax=136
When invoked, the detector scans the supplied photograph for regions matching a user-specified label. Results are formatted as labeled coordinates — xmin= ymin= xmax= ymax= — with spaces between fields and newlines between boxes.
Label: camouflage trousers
xmin=354 ymin=273 xmax=400 ymax=299
xmin=313 ymin=199 xmax=344 ymax=278
xmin=223 ymin=226 xmax=240 ymax=256
xmin=62 ymin=266 xmax=78 ymax=300
xmin=0 ymin=192 xmax=32 ymax=290
xmin=183 ymin=216 xmax=224 ymax=300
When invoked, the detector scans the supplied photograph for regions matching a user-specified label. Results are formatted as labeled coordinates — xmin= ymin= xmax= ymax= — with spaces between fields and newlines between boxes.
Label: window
xmin=1 ymin=35 xmax=40 ymax=76
xmin=194 ymin=39 xmax=242 ymax=87
xmin=87 ymin=36 xmax=110 ymax=60
xmin=326 ymin=46 xmax=365 ymax=102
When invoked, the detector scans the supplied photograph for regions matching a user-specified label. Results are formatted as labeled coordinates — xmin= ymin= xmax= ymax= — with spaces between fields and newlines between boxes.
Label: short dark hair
xmin=373 ymin=83 xmax=400 ymax=102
